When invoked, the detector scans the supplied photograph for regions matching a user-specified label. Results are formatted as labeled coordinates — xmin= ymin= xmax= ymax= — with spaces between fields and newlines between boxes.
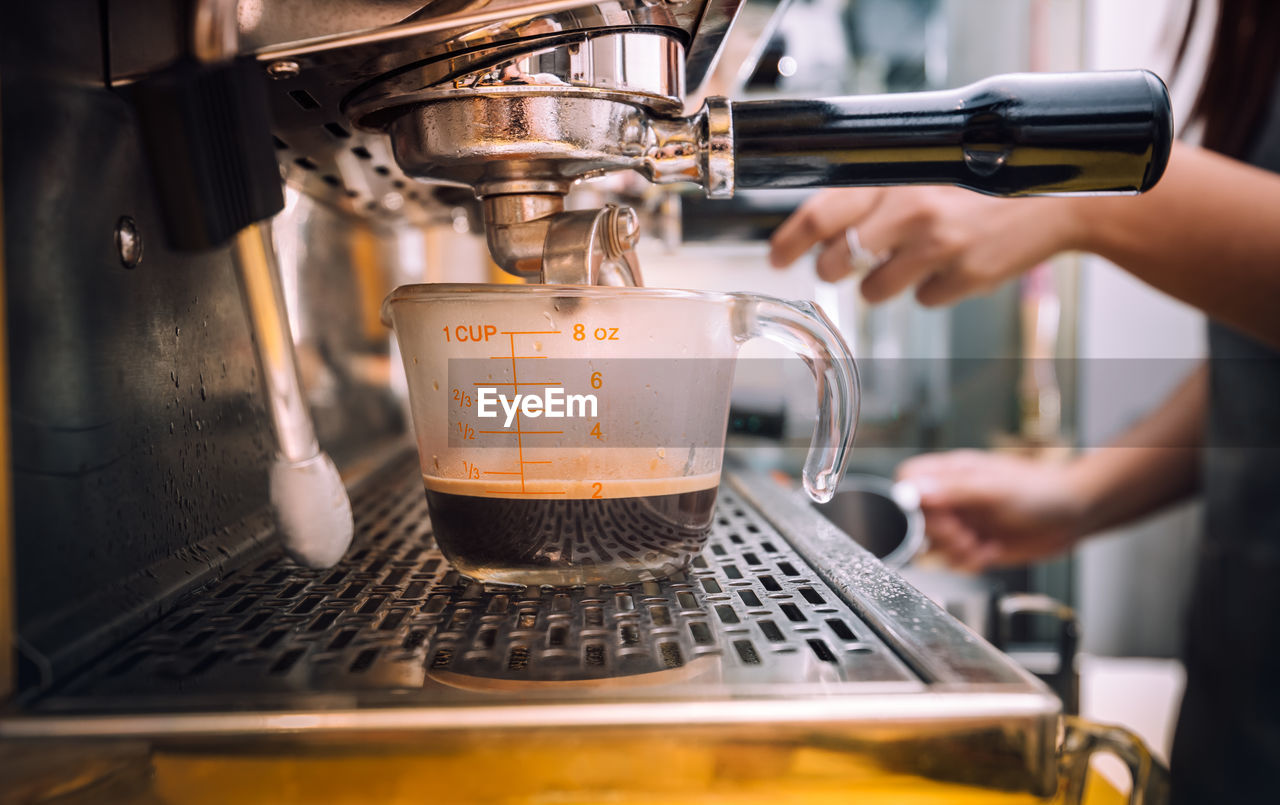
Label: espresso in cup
xmin=424 ymin=474 xmax=719 ymax=586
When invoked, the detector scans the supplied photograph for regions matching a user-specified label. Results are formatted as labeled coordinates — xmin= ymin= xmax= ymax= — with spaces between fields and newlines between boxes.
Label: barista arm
xmin=771 ymin=142 xmax=1280 ymax=351
xmin=1068 ymin=143 xmax=1280 ymax=351
xmin=1064 ymin=363 xmax=1206 ymax=537
xmin=897 ymin=365 xmax=1205 ymax=571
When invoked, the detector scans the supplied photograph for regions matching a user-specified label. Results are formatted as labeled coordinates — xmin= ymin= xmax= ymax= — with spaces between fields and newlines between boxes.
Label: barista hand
xmin=896 ymin=450 xmax=1089 ymax=572
xmin=771 ymin=144 xmax=1280 ymax=349
xmin=768 ymin=187 xmax=1079 ymax=305
xmin=897 ymin=367 xmax=1206 ymax=573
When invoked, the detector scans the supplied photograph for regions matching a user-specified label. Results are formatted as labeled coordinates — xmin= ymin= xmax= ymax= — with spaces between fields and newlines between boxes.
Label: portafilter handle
xmin=724 ymin=70 xmax=1172 ymax=197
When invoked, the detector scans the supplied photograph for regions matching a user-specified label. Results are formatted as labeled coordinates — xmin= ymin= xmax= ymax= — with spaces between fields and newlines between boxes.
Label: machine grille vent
xmin=264 ymin=67 xmax=439 ymax=222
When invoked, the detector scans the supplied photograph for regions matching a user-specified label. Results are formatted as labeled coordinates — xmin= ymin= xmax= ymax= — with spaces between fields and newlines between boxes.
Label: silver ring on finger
xmin=845 ymin=227 xmax=889 ymax=276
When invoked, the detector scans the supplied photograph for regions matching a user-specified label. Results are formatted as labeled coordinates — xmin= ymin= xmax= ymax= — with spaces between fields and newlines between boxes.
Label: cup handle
xmin=732 ymin=295 xmax=859 ymax=503
xmin=1060 ymin=717 xmax=1170 ymax=805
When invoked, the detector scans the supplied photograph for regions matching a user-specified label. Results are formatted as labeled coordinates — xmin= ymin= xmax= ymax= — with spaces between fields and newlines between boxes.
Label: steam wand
xmin=232 ymin=223 xmax=354 ymax=567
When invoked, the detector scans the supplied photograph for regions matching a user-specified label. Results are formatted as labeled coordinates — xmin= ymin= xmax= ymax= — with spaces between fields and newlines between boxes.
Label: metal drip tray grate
xmin=40 ymin=456 xmax=916 ymax=706
xmin=10 ymin=455 xmax=1065 ymax=799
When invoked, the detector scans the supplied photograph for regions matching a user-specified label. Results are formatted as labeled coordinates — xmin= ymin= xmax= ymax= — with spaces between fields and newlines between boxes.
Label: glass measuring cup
xmin=382 ymin=284 xmax=858 ymax=586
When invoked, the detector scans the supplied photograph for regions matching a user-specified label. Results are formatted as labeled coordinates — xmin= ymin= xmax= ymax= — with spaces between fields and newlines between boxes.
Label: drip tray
xmin=5 ymin=453 xmax=1062 ymax=803
xmin=35 ymin=456 xmax=917 ymax=705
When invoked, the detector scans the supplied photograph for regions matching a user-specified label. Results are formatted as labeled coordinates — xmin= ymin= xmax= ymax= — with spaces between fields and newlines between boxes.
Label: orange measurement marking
xmin=484 ymin=490 xmax=568 ymax=496
xmin=481 ymin=331 xmax=565 ymax=493
xmin=506 ymin=330 xmax=522 ymax=488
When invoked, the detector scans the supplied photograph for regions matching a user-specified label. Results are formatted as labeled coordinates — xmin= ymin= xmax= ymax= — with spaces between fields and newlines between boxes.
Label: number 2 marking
xmin=591 ymin=482 xmax=603 ymax=499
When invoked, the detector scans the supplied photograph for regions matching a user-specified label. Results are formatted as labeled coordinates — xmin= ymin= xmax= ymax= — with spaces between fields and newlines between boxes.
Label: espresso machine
xmin=1 ymin=1 xmax=1171 ymax=801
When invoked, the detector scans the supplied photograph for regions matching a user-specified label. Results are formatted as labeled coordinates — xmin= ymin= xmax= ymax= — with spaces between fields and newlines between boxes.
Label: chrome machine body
xmin=1 ymin=1 xmax=1171 ymax=802
xmin=245 ymin=0 xmax=746 ymax=286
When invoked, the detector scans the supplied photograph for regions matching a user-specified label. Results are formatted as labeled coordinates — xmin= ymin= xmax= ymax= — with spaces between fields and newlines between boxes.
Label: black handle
xmin=731 ymin=70 xmax=1172 ymax=196
xmin=125 ymin=58 xmax=285 ymax=251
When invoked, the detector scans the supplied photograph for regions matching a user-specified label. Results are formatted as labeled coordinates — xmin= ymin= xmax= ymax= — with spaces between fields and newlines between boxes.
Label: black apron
xmin=1169 ymin=86 xmax=1280 ymax=802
